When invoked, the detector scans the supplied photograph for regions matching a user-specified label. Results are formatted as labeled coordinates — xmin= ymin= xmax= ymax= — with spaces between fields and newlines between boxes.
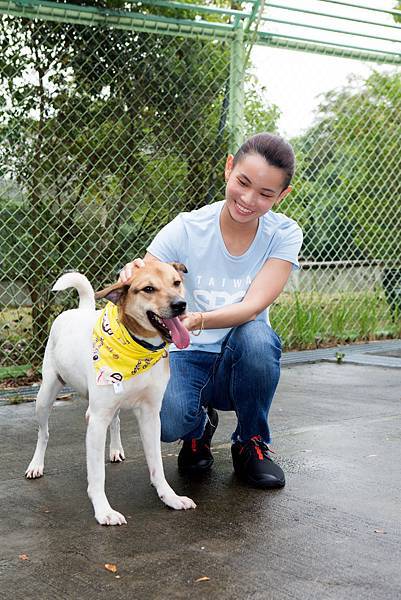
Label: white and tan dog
xmin=25 ymin=261 xmax=196 ymax=525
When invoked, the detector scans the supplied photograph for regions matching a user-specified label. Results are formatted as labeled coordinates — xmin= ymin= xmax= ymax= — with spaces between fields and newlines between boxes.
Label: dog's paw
xmin=109 ymin=447 xmax=125 ymax=463
xmin=161 ymin=494 xmax=197 ymax=510
xmin=95 ymin=509 xmax=127 ymax=526
xmin=25 ymin=464 xmax=44 ymax=479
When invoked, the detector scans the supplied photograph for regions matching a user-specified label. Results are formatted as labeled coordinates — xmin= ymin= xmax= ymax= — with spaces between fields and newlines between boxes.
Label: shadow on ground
xmin=1 ymin=362 xmax=400 ymax=600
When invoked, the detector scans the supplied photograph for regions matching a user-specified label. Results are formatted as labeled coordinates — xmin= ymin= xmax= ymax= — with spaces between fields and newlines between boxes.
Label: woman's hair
xmin=233 ymin=133 xmax=295 ymax=189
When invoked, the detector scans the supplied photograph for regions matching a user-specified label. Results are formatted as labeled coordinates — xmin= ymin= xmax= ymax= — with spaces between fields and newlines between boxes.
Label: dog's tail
xmin=52 ymin=272 xmax=96 ymax=311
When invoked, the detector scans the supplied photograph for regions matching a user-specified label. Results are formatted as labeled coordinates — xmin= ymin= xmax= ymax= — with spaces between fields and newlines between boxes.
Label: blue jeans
xmin=160 ymin=321 xmax=281 ymax=445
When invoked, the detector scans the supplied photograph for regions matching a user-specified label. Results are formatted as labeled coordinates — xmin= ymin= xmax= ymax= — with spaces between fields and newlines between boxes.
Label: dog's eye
xmin=173 ymin=280 xmax=181 ymax=287
xmin=143 ymin=286 xmax=155 ymax=294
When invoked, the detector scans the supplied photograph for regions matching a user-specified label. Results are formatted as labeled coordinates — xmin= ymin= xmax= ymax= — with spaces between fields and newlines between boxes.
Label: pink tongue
xmin=163 ymin=317 xmax=190 ymax=349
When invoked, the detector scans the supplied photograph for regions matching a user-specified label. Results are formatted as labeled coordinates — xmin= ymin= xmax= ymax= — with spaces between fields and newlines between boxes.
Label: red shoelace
xmin=191 ymin=439 xmax=209 ymax=453
xmin=239 ymin=436 xmax=275 ymax=461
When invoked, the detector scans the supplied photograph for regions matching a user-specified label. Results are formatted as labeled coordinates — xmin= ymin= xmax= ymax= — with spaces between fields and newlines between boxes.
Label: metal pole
xmin=228 ymin=20 xmax=245 ymax=155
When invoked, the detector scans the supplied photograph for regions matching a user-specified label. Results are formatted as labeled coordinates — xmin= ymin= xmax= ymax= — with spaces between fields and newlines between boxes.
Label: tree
xmin=1 ymin=8 xmax=280 ymax=361
xmin=288 ymin=71 xmax=401 ymax=263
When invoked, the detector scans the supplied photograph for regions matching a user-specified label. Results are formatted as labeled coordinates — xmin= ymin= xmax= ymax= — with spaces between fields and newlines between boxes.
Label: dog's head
xmin=95 ymin=261 xmax=190 ymax=349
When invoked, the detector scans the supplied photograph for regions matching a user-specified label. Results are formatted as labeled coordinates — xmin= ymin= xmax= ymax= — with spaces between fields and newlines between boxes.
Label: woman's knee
xmin=160 ymin=398 xmax=184 ymax=442
xmin=160 ymin=397 xmax=205 ymax=442
xmin=226 ymin=320 xmax=281 ymax=359
xmin=221 ymin=322 xmax=281 ymax=397
xmin=160 ymin=420 xmax=181 ymax=443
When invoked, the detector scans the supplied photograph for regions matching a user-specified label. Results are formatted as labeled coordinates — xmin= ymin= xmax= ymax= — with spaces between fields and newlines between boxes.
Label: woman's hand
xmin=118 ymin=258 xmax=145 ymax=282
xmin=180 ymin=312 xmax=204 ymax=333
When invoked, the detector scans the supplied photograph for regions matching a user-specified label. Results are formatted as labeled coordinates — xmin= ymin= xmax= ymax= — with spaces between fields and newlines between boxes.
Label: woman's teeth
xmin=235 ymin=201 xmax=253 ymax=215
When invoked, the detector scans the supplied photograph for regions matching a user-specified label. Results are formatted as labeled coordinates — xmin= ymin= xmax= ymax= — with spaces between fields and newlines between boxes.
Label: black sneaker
xmin=231 ymin=436 xmax=285 ymax=489
xmin=178 ymin=407 xmax=218 ymax=474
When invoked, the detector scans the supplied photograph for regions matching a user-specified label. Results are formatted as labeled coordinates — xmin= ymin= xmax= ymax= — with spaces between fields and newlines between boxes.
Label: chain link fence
xmin=251 ymin=43 xmax=401 ymax=349
xmin=1 ymin=5 xmax=400 ymax=372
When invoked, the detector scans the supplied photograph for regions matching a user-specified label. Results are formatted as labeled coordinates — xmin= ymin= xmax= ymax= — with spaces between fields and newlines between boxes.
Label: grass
xmin=0 ymin=306 xmax=34 ymax=365
xmin=270 ymin=289 xmax=400 ymax=350
xmin=0 ymin=364 xmax=33 ymax=382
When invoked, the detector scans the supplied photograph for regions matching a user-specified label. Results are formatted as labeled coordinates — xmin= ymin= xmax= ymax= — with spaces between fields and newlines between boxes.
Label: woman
xmin=120 ymin=133 xmax=303 ymax=489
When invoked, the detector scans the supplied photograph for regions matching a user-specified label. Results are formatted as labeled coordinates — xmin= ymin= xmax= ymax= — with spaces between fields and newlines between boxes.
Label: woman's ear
xmin=275 ymin=185 xmax=292 ymax=206
xmin=224 ymin=154 xmax=234 ymax=181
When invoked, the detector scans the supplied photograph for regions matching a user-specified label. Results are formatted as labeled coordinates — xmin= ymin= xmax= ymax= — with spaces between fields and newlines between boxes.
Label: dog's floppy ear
xmin=95 ymin=281 xmax=130 ymax=305
xmin=170 ymin=262 xmax=188 ymax=275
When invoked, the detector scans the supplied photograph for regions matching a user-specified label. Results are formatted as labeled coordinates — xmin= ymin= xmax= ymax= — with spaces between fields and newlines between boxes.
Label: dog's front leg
xmin=86 ymin=411 xmax=127 ymax=525
xmin=135 ymin=404 xmax=196 ymax=511
xmin=109 ymin=410 xmax=125 ymax=463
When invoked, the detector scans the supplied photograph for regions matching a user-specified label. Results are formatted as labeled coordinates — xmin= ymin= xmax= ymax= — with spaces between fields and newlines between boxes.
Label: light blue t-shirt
xmin=147 ymin=201 xmax=303 ymax=352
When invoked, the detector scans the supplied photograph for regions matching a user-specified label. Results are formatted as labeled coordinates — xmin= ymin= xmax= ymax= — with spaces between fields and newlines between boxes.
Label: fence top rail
xmin=257 ymin=31 xmax=401 ymax=64
xmin=264 ymin=2 xmax=401 ymax=32
xmin=0 ymin=0 xmax=236 ymax=39
xmin=317 ymin=0 xmax=401 ymax=19
xmin=1 ymin=0 xmax=400 ymax=62
xmin=262 ymin=14 xmax=401 ymax=46
xmin=266 ymin=1 xmax=401 ymax=21
xmin=124 ymin=0 xmax=251 ymax=19
xmin=260 ymin=0 xmax=401 ymax=58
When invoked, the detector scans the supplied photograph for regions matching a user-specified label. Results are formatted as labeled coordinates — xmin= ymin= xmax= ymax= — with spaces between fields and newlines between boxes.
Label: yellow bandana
xmin=93 ymin=302 xmax=167 ymax=386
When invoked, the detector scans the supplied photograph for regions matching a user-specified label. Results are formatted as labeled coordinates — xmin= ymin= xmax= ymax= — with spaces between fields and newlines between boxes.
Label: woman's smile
xmin=234 ymin=200 xmax=255 ymax=216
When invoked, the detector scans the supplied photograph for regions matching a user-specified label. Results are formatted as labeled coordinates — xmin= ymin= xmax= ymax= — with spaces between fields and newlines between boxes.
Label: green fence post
xmin=228 ymin=20 xmax=245 ymax=154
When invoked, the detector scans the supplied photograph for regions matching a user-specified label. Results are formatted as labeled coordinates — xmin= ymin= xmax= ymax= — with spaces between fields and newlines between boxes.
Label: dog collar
xmin=93 ymin=302 xmax=168 ymax=386
xmin=128 ymin=332 xmax=166 ymax=352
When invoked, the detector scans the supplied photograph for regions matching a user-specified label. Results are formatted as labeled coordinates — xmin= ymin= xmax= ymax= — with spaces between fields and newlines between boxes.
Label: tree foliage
xmin=287 ymin=70 xmax=401 ymax=263
xmin=0 ymin=10 xmax=280 ymax=356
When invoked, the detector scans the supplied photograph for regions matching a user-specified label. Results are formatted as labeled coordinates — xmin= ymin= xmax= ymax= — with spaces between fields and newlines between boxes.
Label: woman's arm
xmin=182 ymin=258 xmax=293 ymax=331
xmin=119 ymin=255 xmax=293 ymax=331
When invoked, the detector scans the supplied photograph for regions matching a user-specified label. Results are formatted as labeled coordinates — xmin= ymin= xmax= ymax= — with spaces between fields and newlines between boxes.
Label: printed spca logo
xmin=191 ymin=275 xmax=252 ymax=311
xmin=192 ymin=289 xmax=244 ymax=311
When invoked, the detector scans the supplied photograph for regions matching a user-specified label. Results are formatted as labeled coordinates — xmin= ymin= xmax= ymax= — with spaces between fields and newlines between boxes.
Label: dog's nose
xmin=170 ymin=299 xmax=187 ymax=316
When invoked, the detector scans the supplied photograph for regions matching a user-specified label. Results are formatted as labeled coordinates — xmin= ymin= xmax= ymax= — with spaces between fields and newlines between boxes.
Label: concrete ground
xmin=1 ymin=358 xmax=401 ymax=600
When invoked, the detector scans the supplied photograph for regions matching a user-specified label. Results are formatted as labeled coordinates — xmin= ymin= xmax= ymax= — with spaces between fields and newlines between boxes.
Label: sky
xmin=250 ymin=0 xmax=400 ymax=137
